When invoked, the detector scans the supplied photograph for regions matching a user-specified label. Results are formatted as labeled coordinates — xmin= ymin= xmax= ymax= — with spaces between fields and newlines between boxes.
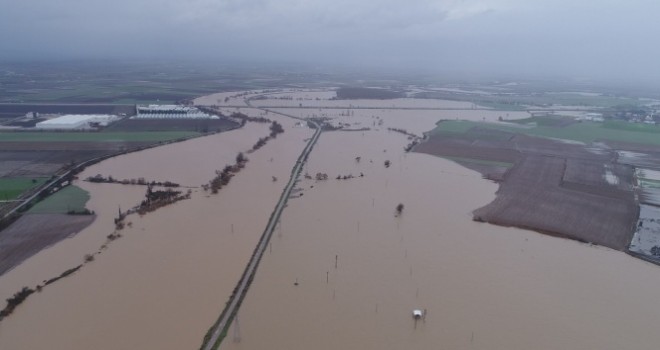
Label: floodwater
xmin=196 ymin=90 xmax=480 ymax=109
xmin=251 ymin=97 xmax=475 ymax=109
xmin=3 ymin=90 xmax=660 ymax=350
xmin=222 ymin=110 xmax=660 ymax=350
xmin=273 ymin=107 xmax=530 ymax=135
xmin=0 ymin=110 xmax=313 ymax=349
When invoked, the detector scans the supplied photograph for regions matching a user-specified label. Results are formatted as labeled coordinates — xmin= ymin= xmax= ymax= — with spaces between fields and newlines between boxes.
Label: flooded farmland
xmin=2 ymin=90 xmax=660 ymax=350
xmin=221 ymin=108 xmax=660 ymax=350
xmin=0 ymin=111 xmax=312 ymax=349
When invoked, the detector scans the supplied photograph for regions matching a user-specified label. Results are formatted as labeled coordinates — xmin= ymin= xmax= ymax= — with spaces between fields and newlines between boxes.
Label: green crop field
xmin=431 ymin=119 xmax=660 ymax=146
xmin=428 ymin=119 xmax=477 ymax=135
xmin=29 ymin=185 xmax=90 ymax=214
xmin=0 ymin=178 xmax=47 ymax=200
xmin=0 ymin=131 xmax=199 ymax=142
xmin=444 ymin=156 xmax=514 ymax=168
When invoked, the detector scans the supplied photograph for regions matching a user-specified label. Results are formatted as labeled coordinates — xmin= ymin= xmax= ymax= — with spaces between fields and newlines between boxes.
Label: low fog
xmin=1 ymin=0 xmax=658 ymax=82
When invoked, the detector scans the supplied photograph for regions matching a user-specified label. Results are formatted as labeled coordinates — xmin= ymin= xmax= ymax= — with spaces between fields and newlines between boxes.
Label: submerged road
xmin=200 ymin=103 xmax=321 ymax=350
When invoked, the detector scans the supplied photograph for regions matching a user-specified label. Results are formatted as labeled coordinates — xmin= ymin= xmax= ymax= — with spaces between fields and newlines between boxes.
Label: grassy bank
xmin=0 ymin=178 xmax=47 ymax=200
xmin=29 ymin=186 xmax=90 ymax=214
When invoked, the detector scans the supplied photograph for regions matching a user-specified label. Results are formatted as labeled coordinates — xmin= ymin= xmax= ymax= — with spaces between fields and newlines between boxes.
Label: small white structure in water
xmin=412 ymin=309 xmax=424 ymax=319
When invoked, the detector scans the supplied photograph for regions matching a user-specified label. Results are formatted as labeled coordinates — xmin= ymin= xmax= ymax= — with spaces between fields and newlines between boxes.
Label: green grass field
xmin=0 ymin=178 xmax=47 ymax=200
xmin=0 ymin=131 xmax=199 ymax=142
xmin=29 ymin=185 xmax=90 ymax=214
xmin=431 ymin=119 xmax=660 ymax=146
xmin=444 ymin=156 xmax=514 ymax=168
xmin=506 ymin=115 xmax=577 ymax=127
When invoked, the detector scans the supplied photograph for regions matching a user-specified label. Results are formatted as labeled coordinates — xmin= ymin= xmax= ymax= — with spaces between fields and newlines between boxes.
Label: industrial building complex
xmin=20 ymin=104 xmax=217 ymax=130
xmin=133 ymin=105 xmax=216 ymax=119
xmin=35 ymin=114 xmax=119 ymax=129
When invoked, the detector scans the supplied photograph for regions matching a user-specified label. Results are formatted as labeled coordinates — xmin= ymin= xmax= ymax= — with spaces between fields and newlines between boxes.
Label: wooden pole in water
xmin=357 ymin=221 xmax=360 ymax=232
xmin=335 ymin=255 xmax=338 ymax=269
xmin=326 ymin=271 xmax=329 ymax=283
xmin=231 ymin=223 xmax=234 ymax=233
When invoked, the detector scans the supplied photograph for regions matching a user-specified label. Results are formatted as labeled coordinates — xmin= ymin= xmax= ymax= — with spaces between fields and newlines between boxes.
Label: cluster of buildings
xmin=582 ymin=112 xmax=605 ymax=122
xmin=29 ymin=104 xmax=218 ymax=130
xmin=133 ymin=105 xmax=217 ymax=119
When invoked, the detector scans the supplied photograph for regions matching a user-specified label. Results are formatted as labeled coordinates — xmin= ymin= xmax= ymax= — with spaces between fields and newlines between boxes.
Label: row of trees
xmin=137 ymin=186 xmax=191 ymax=215
xmin=387 ymin=128 xmax=422 ymax=153
xmin=230 ymin=112 xmax=272 ymax=124
xmin=204 ymin=152 xmax=249 ymax=194
xmin=335 ymin=173 xmax=364 ymax=180
xmin=251 ymin=121 xmax=285 ymax=152
xmin=86 ymin=174 xmax=179 ymax=188
xmin=205 ymin=121 xmax=283 ymax=195
xmin=0 ymin=287 xmax=34 ymax=321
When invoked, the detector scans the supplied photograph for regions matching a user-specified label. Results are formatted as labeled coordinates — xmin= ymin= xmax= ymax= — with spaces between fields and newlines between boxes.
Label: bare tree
xmin=396 ymin=203 xmax=404 ymax=216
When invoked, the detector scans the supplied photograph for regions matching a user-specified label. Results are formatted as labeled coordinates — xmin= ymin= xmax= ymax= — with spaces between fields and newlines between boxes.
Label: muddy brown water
xmin=2 ymin=95 xmax=660 ymax=349
xmin=222 ymin=111 xmax=660 ymax=350
xmin=0 ymin=113 xmax=312 ymax=349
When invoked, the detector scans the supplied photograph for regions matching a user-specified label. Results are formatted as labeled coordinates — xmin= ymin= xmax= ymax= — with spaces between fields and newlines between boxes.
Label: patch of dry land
xmin=2 ymin=89 xmax=660 ymax=350
xmin=0 ymin=213 xmax=95 ymax=276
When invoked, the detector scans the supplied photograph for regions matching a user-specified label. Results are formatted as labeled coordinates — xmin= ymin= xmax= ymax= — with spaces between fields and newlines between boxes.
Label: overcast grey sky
xmin=1 ymin=0 xmax=658 ymax=82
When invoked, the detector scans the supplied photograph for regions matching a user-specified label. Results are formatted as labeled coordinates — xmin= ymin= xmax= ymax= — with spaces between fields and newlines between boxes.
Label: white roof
xmin=135 ymin=105 xmax=215 ymax=119
xmin=137 ymin=105 xmax=196 ymax=112
xmin=38 ymin=114 xmax=115 ymax=125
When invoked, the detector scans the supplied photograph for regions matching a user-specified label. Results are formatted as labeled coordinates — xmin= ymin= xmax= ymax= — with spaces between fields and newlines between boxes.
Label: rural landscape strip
xmin=0 ymin=129 xmax=234 ymax=222
xmin=200 ymin=108 xmax=321 ymax=350
xmin=223 ymin=105 xmax=497 ymax=111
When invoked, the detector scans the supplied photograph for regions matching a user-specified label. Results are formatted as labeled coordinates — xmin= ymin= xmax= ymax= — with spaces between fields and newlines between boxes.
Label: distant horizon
xmin=1 ymin=58 xmax=658 ymax=97
xmin=2 ymin=1 xmax=659 ymax=86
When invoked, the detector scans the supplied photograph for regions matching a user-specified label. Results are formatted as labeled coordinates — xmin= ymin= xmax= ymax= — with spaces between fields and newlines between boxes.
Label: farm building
xmin=35 ymin=114 xmax=119 ymax=129
xmin=584 ymin=113 xmax=604 ymax=122
xmin=134 ymin=105 xmax=217 ymax=119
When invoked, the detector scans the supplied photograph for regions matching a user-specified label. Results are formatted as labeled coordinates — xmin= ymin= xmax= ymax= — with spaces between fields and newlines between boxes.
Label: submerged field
xmin=2 ymin=88 xmax=660 ymax=350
